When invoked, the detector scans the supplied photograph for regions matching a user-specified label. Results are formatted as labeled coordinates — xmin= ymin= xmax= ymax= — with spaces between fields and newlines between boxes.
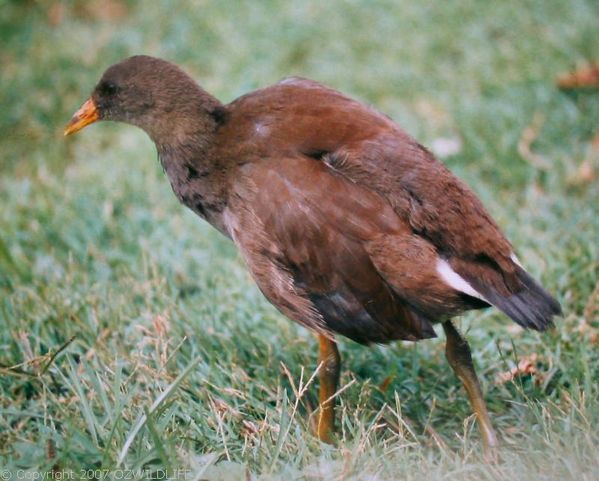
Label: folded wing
xmin=226 ymin=157 xmax=488 ymax=343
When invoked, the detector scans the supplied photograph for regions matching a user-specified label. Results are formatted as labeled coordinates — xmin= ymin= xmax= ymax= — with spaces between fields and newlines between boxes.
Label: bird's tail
xmin=476 ymin=267 xmax=562 ymax=331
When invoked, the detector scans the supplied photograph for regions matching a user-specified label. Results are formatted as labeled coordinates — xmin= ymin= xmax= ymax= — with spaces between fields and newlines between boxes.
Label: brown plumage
xmin=65 ymin=55 xmax=561 ymax=458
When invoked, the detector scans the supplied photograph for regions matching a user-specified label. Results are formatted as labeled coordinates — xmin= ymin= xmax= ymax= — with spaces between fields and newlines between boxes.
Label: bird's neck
xmin=154 ymin=99 xmax=231 ymax=236
xmin=148 ymin=86 xmax=224 ymax=149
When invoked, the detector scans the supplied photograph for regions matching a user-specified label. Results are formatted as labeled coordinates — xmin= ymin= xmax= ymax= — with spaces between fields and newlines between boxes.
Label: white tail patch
xmin=436 ymin=258 xmax=488 ymax=302
xmin=511 ymin=252 xmax=524 ymax=268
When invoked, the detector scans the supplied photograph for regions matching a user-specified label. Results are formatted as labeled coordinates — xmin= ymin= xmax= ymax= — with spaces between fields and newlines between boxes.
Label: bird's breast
xmin=158 ymin=148 xmax=231 ymax=237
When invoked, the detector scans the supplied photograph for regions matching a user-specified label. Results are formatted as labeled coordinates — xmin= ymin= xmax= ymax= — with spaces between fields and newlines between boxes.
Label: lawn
xmin=1 ymin=1 xmax=598 ymax=479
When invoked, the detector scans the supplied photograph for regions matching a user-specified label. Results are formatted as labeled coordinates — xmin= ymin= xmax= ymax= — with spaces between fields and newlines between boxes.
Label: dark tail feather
xmin=479 ymin=268 xmax=562 ymax=331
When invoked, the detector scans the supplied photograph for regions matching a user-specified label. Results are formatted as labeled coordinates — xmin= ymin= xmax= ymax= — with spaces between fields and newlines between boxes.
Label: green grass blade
xmin=116 ymin=355 xmax=202 ymax=467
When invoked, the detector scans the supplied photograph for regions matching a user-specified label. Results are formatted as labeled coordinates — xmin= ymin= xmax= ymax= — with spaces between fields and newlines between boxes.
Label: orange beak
xmin=64 ymin=98 xmax=100 ymax=136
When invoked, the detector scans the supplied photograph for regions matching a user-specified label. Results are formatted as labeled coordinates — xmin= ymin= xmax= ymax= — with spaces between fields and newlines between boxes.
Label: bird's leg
xmin=443 ymin=321 xmax=498 ymax=462
xmin=316 ymin=334 xmax=341 ymax=443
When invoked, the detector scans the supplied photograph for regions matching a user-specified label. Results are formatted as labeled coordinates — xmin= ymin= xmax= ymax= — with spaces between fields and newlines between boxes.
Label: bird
xmin=64 ymin=55 xmax=561 ymax=460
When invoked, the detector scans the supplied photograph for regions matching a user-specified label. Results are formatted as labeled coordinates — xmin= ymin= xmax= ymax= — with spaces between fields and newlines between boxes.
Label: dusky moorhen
xmin=65 ymin=55 xmax=561 ymax=460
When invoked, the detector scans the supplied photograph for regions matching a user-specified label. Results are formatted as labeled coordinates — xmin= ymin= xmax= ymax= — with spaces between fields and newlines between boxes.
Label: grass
xmin=1 ymin=0 xmax=598 ymax=479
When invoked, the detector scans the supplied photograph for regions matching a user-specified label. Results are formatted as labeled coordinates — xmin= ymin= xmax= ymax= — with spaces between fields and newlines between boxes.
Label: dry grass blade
xmin=41 ymin=336 xmax=76 ymax=375
xmin=517 ymin=113 xmax=550 ymax=171
xmin=557 ymin=63 xmax=599 ymax=89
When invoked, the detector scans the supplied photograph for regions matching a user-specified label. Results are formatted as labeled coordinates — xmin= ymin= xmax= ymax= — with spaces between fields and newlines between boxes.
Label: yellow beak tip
xmin=64 ymin=97 xmax=100 ymax=137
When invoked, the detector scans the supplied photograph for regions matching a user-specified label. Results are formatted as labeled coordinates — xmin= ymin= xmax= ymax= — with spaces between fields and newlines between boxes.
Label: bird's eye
xmin=98 ymin=81 xmax=119 ymax=96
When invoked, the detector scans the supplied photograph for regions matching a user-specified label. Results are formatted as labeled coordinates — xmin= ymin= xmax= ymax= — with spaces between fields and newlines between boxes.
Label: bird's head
xmin=64 ymin=55 xmax=219 ymax=143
